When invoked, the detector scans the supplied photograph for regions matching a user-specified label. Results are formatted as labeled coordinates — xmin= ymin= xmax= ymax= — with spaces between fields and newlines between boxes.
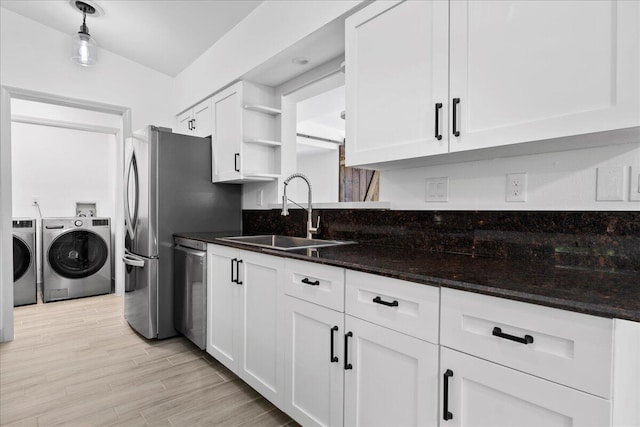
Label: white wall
xmin=295 ymin=150 xmax=339 ymax=203
xmin=12 ymin=122 xmax=118 ymax=284
xmin=174 ymin=0 xmax=362 ymax=113
xmin=380 ymin=142 xmax=640 ymax=211
xmin=0 ymin=8 xmax=174 ymax=130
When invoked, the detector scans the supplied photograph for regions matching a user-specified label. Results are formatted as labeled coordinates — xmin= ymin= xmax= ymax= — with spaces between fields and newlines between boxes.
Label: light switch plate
xmin=630 ymin=166 xmax=640 ymax=202
xmin=596 ymin=167 xmax=625 ymax=201
xmin=425 ymin=177 xmax=448 ymax=202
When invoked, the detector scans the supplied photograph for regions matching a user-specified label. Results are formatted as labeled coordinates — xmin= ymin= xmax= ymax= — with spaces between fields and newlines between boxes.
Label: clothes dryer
xmin=13 ymin=218 xmax=37 ymax=306
xmin=42 ymin=217 xmax=111 ymax=302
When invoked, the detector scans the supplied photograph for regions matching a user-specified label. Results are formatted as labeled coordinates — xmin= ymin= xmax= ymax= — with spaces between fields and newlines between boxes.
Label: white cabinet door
xmin=176 ymin=109 xmax=193 ymax=136
xmin=344 ymin=315 xmax=439 ymax=427
xmin=238 ymin=250 xmax=285 ymax=407
xmin=206 ymin=245 xmax=241 ymax=371
xmin=284 ymin=296 xmax=344 ymax=427
xmin=440 ymin=347 xmax=611 ymax=427
xmin=192 ymin=98 xmax=212 ymax=138
xmin=449 ymin=0 xmax=640 ymax=152
xmin=345 ymin=0 xmax=449 ymax=167
xmin=211 ymin=85 xmax=242 ymax=182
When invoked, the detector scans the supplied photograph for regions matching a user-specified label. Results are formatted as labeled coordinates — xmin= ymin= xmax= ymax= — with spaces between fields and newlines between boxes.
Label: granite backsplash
xmin=242 ymin=210 xmax=640 ymax=273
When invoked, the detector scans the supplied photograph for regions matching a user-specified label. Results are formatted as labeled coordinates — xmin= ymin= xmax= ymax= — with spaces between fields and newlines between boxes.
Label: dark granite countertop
xmin=175 ymin=232 xmax=640 ymax=322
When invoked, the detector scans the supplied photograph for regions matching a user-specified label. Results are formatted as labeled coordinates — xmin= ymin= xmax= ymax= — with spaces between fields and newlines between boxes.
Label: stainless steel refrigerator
xmin=122 ymin=126 xmax=241 ymax=339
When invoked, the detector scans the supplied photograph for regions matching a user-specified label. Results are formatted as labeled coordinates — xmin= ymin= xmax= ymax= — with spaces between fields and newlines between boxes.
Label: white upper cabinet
xmin=449 ymin=0 xmax=640 ymax=153
xmin=345 ymin=0 xmax=449 ymax=166
xmin=192 ymin=98 xmax=212 ymax=138
xmin=175 ymin=98 xmax=212 ymax=138
xmin=345 ymin=0 xmax=640 ymax=167
xmin=211 ymin=81 xmax=281 ymax=183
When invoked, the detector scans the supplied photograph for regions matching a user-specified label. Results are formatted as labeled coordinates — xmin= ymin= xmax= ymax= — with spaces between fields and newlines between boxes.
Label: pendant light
xmin=71 ymin=1 xmax=98 ymax=67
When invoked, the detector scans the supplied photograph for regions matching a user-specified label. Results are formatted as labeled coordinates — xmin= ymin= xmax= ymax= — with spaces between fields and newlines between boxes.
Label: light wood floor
xmin=0 ymin=294 xmax=297 ymax=426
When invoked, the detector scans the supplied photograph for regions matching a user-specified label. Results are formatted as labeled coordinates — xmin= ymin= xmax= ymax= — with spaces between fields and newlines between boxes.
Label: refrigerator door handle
xmin=124 ymin=152 xmax=135 ymax=240
xmin=124 ymin=150 xmax=140 ymax=241
xmin=123 ymin=253 xmax=145 ymax=268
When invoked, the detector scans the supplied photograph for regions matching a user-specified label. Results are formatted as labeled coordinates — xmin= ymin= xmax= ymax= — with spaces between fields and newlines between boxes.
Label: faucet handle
xmin=309 ymin=215 xmax=321 ymax=235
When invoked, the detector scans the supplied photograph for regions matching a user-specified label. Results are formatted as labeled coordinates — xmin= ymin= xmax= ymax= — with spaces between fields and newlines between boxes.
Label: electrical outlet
xmin=506 ymin=173 xmax=527 ymax=202
xmin=256 ymin=189 xmax=264 ymax=207
xmin=425 ymin=177 xmax=448 ymax=202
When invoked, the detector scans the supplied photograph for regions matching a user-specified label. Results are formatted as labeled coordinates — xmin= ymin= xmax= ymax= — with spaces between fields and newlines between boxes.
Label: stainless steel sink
xmin=216 ymin=235 xmax=355 ymax=251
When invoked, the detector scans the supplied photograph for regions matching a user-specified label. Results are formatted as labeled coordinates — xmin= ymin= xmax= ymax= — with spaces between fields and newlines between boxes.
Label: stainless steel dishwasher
xmin=173 ymin=236 xmax=207 ymax=349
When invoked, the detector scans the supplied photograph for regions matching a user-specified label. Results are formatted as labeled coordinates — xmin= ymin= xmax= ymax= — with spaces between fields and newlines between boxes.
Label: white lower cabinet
xmin=206 ymin=245 xmax=284 ymax=406
xmin=203 ymin=247 xmax=633 ymax=427
xmin=206 ymin=244 xmax=238 ymax=369
xmin=344 ymin=315 xmax=439 ymax=427
xmin=440 ymin=347 xmax=611 ymax=427
xmin=283 ymin=296 xmax=344 ymax=427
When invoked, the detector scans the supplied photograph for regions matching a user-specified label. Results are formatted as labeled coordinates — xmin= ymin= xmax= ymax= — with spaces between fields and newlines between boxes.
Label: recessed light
xmin=292 ymin=57 xmax=309 ymax=66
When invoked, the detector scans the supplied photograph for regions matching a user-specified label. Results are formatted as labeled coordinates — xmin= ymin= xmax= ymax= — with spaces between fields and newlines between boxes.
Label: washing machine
xmin=42 ymin=217 xmax=111 ymax=302
xmin=13 ymin=218 xmax=37 ymax=306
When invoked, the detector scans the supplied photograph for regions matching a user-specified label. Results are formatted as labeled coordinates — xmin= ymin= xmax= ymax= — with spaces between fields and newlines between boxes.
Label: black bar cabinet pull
xmin=301 ymin=278 xmax=320 ymax=286
xmin=344 ymin=332 xmax=353 ymax=370
xmin=443 ymin=369 xmax=453 ymax=421
xmin=187 ymin=119 xmax=192 ymax=130
xmin=492 ymin=327 xmax=534 ymax=344
xmin=452 ymin=98 xmax=460 ymax=137
xmin=435 ymin=102 xmax=443 ymax=140
xmin=372 ymin=296 xmax=399 ymax=307
xmin=234 ymin=153 xmax=240 ymax=172
xmin=231 ymin=258 xmax=237 ymax=283
xmin=330 ymin=326 xmax=339 ymax=363
xmin=236 ymin=259 xmax=243 ymax=285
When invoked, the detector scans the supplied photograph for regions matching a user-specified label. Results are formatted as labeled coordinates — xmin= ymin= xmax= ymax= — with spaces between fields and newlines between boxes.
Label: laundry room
xmin=10 ymin=98 xmax=122 ymax=304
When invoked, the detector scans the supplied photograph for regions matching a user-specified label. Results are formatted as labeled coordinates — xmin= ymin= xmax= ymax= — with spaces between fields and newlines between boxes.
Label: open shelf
xmin=245 ymin=139 xmax=282 ymax=147
xmin=244 ymin=104 xmax=282 ymax=116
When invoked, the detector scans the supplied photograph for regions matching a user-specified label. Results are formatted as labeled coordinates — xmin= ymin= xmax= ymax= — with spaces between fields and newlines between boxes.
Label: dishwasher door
xmin=173 ymin=242 xmax=207 ymax=349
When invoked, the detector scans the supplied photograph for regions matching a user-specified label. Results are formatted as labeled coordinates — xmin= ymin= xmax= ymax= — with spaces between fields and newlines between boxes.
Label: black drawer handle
xmin=373 ymin=296 xmax=398 ymax=307
xmin=492 ymin=327 xmax=534 ymax=344
xmin=231 ymin=258 xmax=237 ymax=283
xmin=301 ymin=278 xmax=320 ymax=286
xmin=452 ymin=98 xmax=460 ymax=137
xmin=443 ymin=369 xmax=453 ymax=421
xmin=235 ymin=259 xmax=243 ymax=285
xmin=330 ymin=326 xmax=339 ymax=363
xmin=344 ymin=331 xmax=353 ymax=370
xmin=234 ymin=153 xmax=240 ymax=172
xmin=435 ymin=102 xmax=443 ymax=140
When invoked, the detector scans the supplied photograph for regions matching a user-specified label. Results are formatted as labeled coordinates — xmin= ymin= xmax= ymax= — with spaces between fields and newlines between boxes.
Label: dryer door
xmin=13 ymin=236 xmax=31 ymax=281
xmin=48 ymin=230 xmax=108 ymax=279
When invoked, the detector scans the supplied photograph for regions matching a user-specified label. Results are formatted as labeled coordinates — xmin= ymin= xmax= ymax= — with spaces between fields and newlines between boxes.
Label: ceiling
xmin=0 ymin=0 xmax=263 ymax=77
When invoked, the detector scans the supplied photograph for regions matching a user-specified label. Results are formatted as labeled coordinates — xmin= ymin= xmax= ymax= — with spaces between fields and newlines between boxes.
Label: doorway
xmin=280 ymin=64 xmax=379 ymax=204
xmin=0 ymin=86 xmax=130 ymax=342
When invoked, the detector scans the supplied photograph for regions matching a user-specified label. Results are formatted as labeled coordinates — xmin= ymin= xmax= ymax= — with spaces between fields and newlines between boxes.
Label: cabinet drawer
xmin=345 ymin=270 xmax=439 ymax=343
xmin=440 ymin=288 xmax=614 ymax=399
xmin=284 ymin=259 xmax=344 ymax=312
